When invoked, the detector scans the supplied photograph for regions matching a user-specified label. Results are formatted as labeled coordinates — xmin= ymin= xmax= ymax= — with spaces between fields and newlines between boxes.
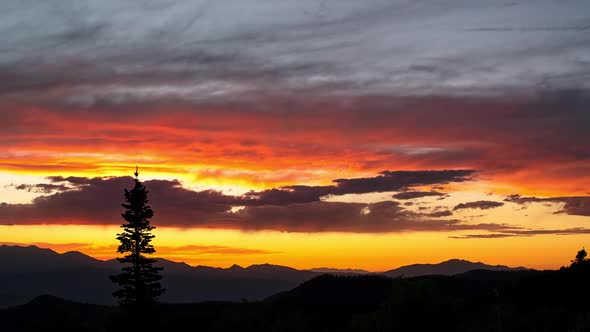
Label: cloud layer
xmin=2 ymin=172 xmax=589 ymax=237
xmin=0 ymin=172 xmax=514 ymax=233
xmin=1 ymin=0 xmax=589 ymax=98
xmin=1 ymin=91 xmax=589 ymax=195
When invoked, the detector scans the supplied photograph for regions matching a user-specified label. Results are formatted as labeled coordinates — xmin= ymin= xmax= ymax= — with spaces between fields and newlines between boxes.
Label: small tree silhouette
xmin=571 ymin=248 xmax=588 ymax=266
xmin=110 ymin=167 xmax=164 ymax=307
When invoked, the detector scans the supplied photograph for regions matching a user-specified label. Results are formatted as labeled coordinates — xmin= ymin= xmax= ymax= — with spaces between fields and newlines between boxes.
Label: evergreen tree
xmin=110 ymin=167 xmax=164 ymax=307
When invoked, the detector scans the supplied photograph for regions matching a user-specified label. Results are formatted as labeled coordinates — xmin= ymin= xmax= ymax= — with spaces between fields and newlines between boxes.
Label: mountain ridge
xmin=0 ymin=244 xmax=530 ymax=273
xmin=0 ymin=245 xmax=531 ymax=306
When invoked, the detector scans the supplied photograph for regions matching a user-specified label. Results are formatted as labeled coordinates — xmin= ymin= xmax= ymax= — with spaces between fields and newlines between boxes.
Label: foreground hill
xmin=1 ymin=265 xmax=589 ymax=332
xmin=0 ymin=245 xmax=526 ymax=306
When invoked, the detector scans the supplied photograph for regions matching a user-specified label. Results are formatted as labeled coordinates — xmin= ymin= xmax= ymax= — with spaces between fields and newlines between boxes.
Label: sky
xmin=1 ymin=0 xmax=590 ymax=271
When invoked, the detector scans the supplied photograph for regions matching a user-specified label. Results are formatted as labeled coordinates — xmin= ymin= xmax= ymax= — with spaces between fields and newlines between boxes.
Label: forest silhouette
xmin=1 ymin=251 xmax=590 ymax=331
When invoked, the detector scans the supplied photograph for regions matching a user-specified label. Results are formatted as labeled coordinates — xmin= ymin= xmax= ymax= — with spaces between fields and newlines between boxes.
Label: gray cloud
xmin=392 ymin=191 xmax=445 ymax=200
xmin=11 ymin=183 xmax=71 ymax=194
xmin=451 ymin=227 xmax=590 ymax=239
xmin=0 ymin=174 xmax=516 ymax=233
xmin=4 ymin=174 xmax=589 ymax=234
xmin=449 ymin=233 xmax=524 ymax=239
xmin=453 ymin=200 xmax=504 ymax=211
xmin=424 ymin=210 xmax=454 ymax=218
xmin=332 ymin=170 xmax=474 ymax=194
xmin=505 ymin=194 xmax=590 ymax=216
xmin=244 ymin=170 xmax=475 ymax=205
xmin=0 ymin=0 xmax=589 ymax=105
xmin=230 ymin=200 xmax=514 ymax=233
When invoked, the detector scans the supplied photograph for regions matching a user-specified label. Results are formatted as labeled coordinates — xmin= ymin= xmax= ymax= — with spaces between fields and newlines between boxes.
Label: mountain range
xmin=0 ymin=244 xmax=528 ymax=307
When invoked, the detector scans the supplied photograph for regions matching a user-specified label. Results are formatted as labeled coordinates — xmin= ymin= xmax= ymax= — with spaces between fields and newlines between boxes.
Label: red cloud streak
xmin=1 ymin=91 xmax=589 ymax=194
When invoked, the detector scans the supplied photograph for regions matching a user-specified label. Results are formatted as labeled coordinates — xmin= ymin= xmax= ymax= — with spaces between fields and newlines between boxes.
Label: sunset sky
xmin=1 ymin=0 xmax=590 ymax=271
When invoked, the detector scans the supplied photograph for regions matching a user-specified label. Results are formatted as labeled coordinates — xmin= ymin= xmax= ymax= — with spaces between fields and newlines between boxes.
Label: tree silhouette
xmin=110 ymin=167 xmax=164 ymax=307
xmin=571 ymin=248 xmax=588 ymax=266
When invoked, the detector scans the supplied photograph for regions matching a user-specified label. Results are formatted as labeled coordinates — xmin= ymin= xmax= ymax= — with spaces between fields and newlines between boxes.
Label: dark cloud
xmin=332 ymin=170 xmax=475 ymax=194
xmin=451 ymin=227 xmax=590 ymax=239
xmin=453 ymin=200 xmax=504 ymax=211
xmin=449 ymin=233 xmax=524 ymax=239
xmin=392 ymin=190 xmax=445 ymax=200
xmin=47 ymin=176 xmax=99 ymax=186
xmin=558 ymin=198 xmax=590 ymax=217
xmin=424 ymin=210 xmax=454 ymax=218
xmin=0 ymin=174 xmax=515 ymax=233
xmin=230 ymin=200 xmax=514 ymax=233
xmin=243 ymin=185 xmax=335 ymax=205
xmin=41 ymin=170 xmax=474 ymax=208
xmin=12 ymin=183 xmax=71 ymax=193
xmin=505 ymin=194 xmax=590 ymax=216
xmin=504 ymin=194 xmax=545 ymax=204
xmin=0 ymin=176 xmax=240 ymax=225
xmin=245 ymin=170 xmax=474 ymax=205
xmin=506 ymin=228 xmax=590 ymax=236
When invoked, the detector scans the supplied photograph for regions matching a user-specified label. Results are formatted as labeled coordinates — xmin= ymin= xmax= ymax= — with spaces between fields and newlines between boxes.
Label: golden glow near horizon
xmin=0 ymin=224 xmax=584 ymax=271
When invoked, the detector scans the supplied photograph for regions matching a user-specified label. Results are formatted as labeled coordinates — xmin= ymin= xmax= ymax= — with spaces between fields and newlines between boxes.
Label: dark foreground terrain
xmin=2 ymin=263 xmax=590 ymax=332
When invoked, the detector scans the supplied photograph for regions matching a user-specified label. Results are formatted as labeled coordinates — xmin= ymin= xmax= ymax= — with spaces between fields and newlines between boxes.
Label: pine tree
xmin=110 ymin=167 xmax=164 ymax=307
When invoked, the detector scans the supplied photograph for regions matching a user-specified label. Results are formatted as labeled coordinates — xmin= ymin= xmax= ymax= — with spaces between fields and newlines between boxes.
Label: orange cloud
xmin=1 ymin=92 xmax=589 ymax=195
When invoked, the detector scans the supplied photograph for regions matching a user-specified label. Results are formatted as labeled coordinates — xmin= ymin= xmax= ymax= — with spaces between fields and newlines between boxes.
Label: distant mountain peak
xmin=443 ymin=258 xmax=471 ymax=263
xmin=382 ymin=258 xmax=526 ymax=278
